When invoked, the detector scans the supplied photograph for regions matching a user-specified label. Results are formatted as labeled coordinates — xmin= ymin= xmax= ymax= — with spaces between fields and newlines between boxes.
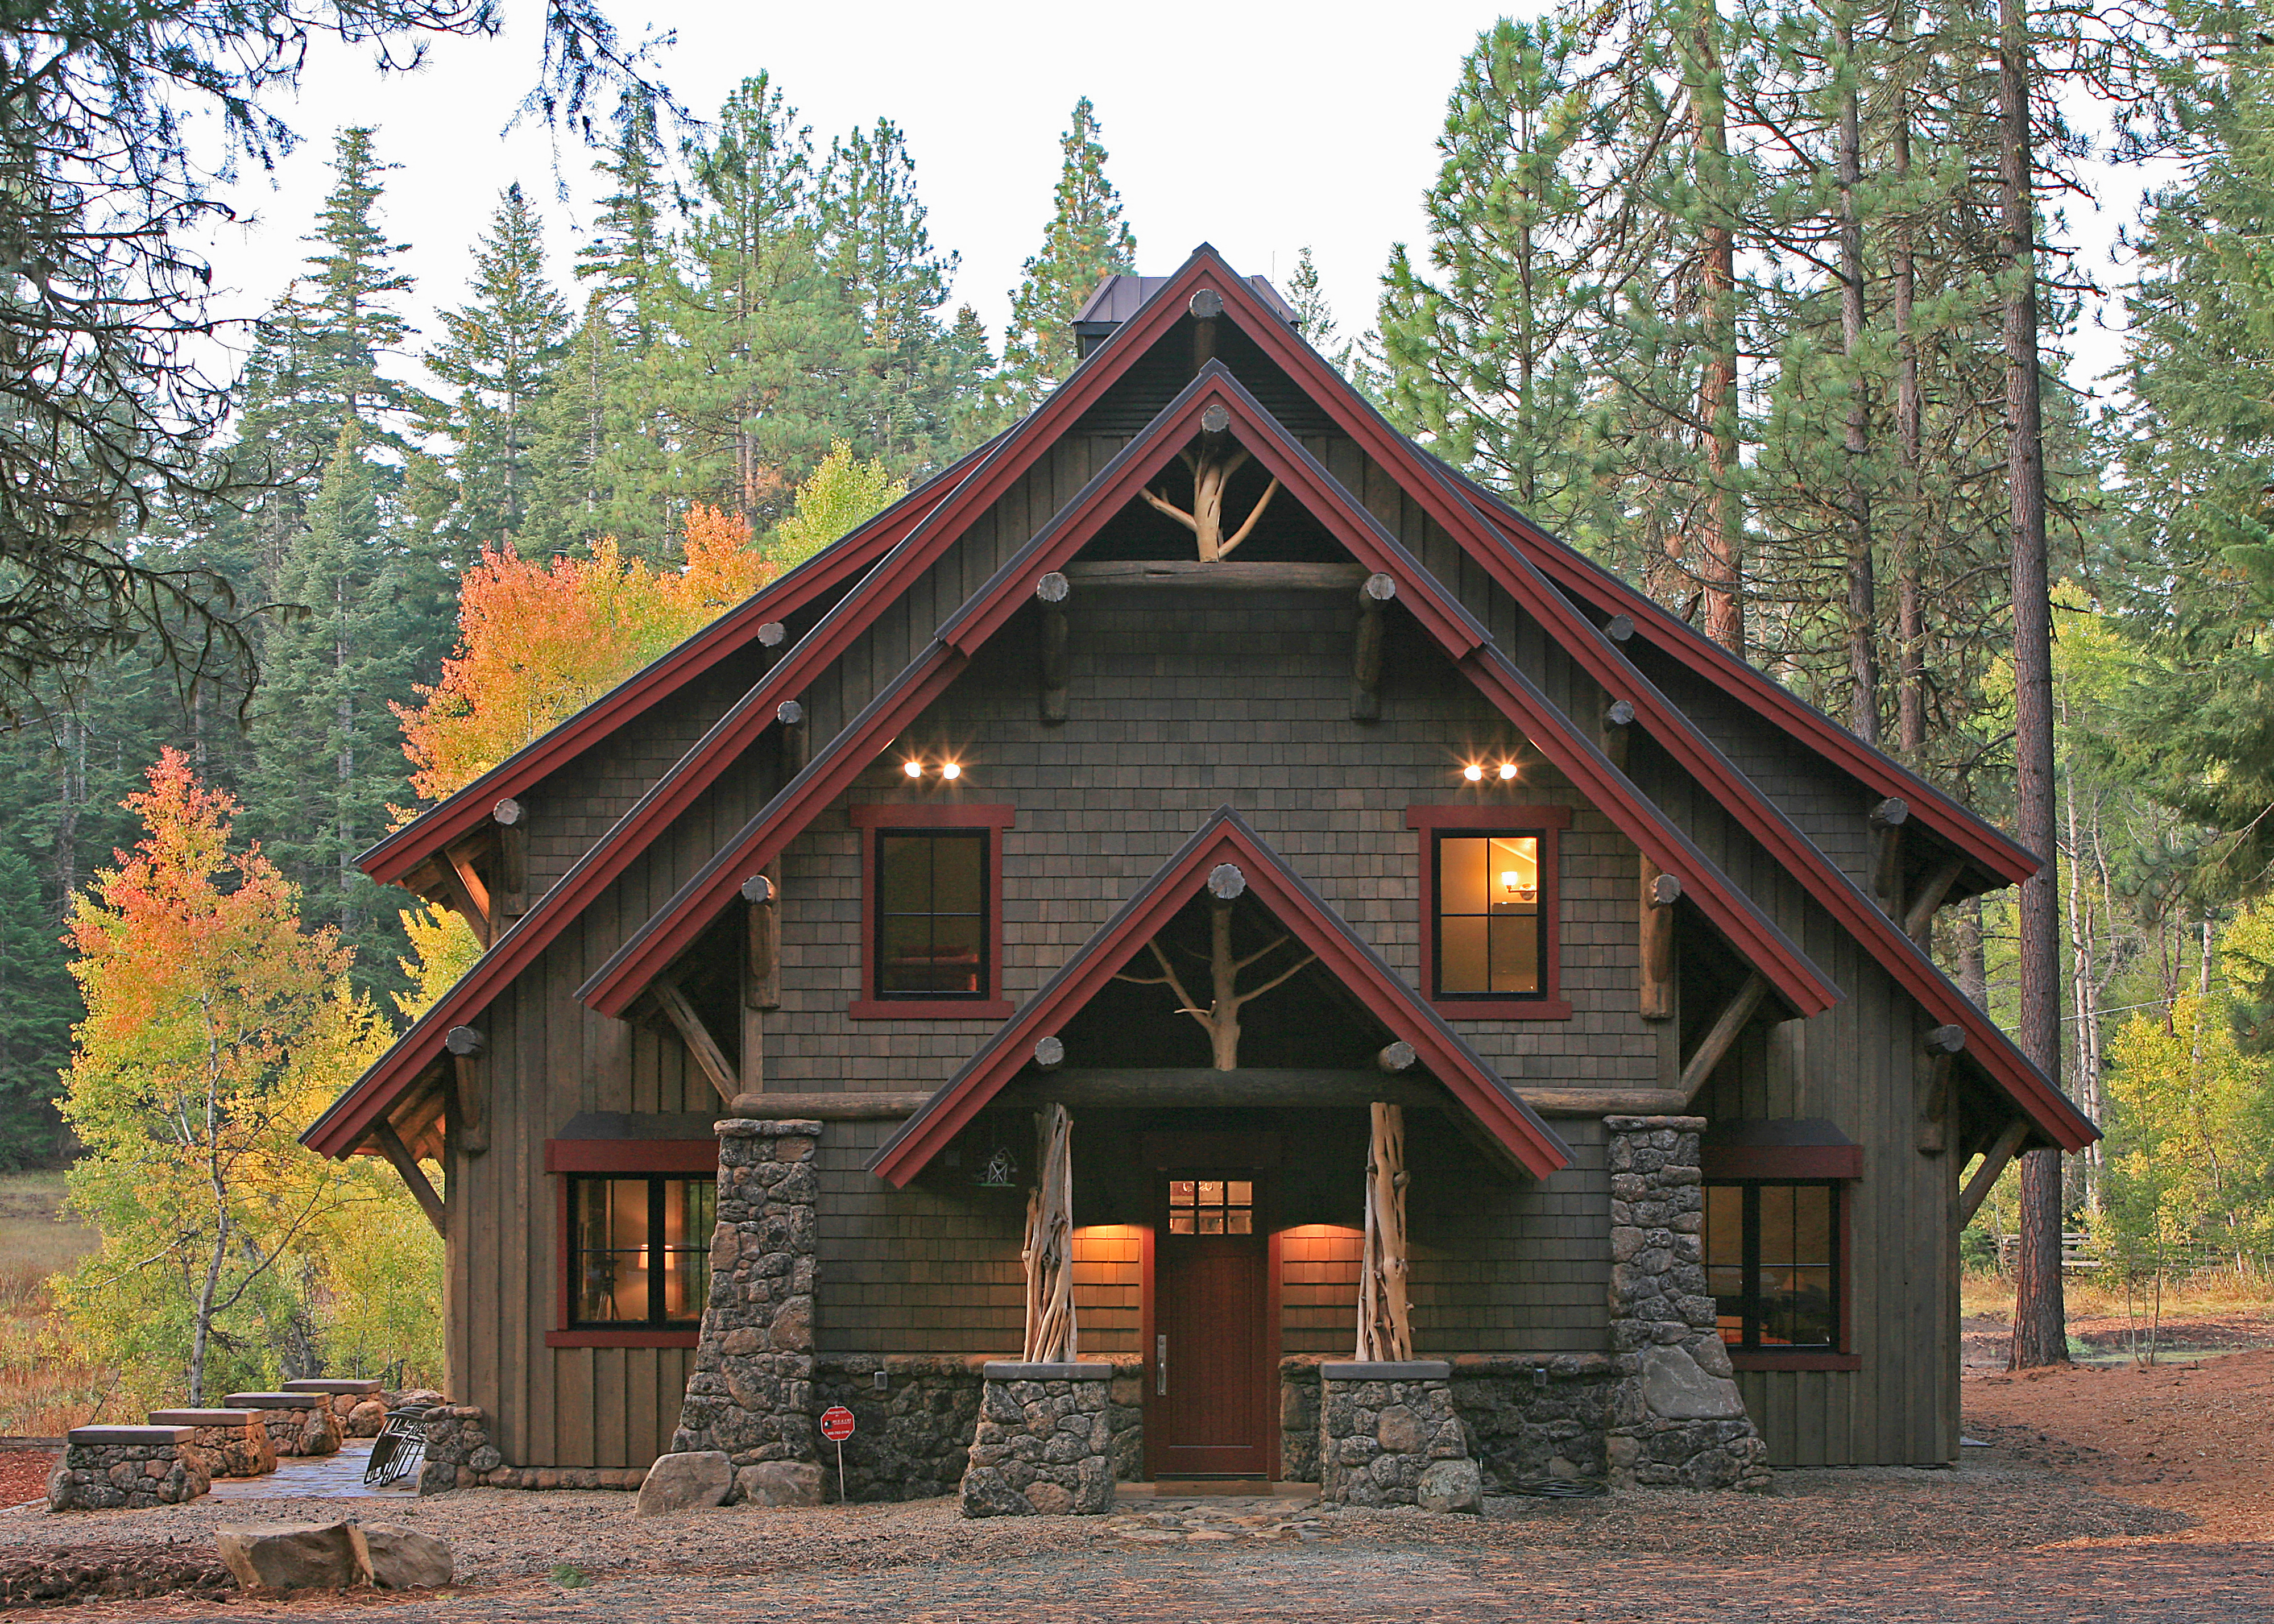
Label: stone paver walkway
xmin=205 ymin=1441 xmax=413 ymax=1502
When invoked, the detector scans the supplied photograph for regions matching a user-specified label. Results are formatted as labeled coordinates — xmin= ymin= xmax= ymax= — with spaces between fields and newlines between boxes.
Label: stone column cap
xmin=280 ymin=1378 xmax=382 ymax=1395
xmin=715 ymin=1118 xmax=824 ymax=1138
xmin=221 ymin=1392 xmax=324 ymax=1408
xmin=980 ymin=1361 xmax=1115 ymax=1381
xmin=69 ymin=1425 xmax=193 ymax=1444
xmin=148 ymin=1409 xmax=258 ymax=1426
xmin=1319 ymin=1360 xmax=1453 ymax=1380
xmin=1602 ymin=1114 xmax=1707 ymax=1132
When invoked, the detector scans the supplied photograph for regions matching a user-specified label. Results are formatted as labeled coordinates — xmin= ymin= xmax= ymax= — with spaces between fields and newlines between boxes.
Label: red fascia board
xmin=1182 ymin=264 xmax=2090 ymax=1149
xmin=867 ymin=810 xmax=1572 ymax=1187
xmin=579 ymin=646 xmax=966 ymax=1015
xmin=360 ymin=435 xmax=1003 ymax=888
xmin=1457 ymin=480 xmax=2038 ymax=888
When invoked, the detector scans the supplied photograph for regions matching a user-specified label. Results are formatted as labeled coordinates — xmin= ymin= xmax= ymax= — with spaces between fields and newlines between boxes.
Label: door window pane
xmin=1167 ymin=1176 xmax=1254 ymax=1237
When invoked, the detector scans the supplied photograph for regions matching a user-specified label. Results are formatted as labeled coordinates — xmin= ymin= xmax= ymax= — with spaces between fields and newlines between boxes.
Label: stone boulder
xmin=345 ymin=1400 xmax=387 ymax=1438
xmin=214 ymin=1523 xmax=363 ymax=1591
xmin=636 ymin=1450 xmax=732 ymax=1516
xmin=735 ymin=1460 xmax=822 ymax=1507
xmin=1416 ymin=1458 xmax=1484 ymax=1514
xmin=358 ymin=1524 xmax=454 ymax=1589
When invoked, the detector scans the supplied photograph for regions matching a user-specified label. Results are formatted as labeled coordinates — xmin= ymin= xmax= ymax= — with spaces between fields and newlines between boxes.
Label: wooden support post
xmin=1605 ymin=614 xmax=1635 ymax=644
xmin=444 ymin=1025 xmax=488 ymax=1157
xmin=1352 ymin=573 xmax=1396 ymax=721
xmin=491 ymin=799 xmax=531 ymax=919
xmin=1958 ymin=1118 xmax=2030 ymax=1226
xmin=740 ymin=872 xmax=777 ymax=1093
xmin=1903 ymin=855 xmax=1966 ymax=947
xmin=653 ymin=978 xmax=738 ymax=1107
xmin=1918 ymin=1025 xmax=1966 ymax=1156
xmin=1022 ymin=1103 xmax=1076 ymax=1363
xmin=373 ymin=1120 xmax=446 ymax=1237
xmin=756 ymin=620 xmax=787 ymax=660
xmin=1357 ymin=1102 xmax=1414 ymax=1362
xmin=1376 ymin=1040 xmax=1417 ymax=1073
xmin=778 ymin=700 xmax=809 ymax=777
xmin=1190 ymin=288 xmax=1222 ymax=374
xmin=1601 ymin=699 xmax=1637 ymax=772
xmin=1033 ymin=1035 xmax=1065 ymax=1068
xmin=434 ymin=847 xmax=492 ymax=947
xmin=1037 ymin=571 xmax=1070 ymax=726
xmin=1640 ymin=857 xmax=1680 ymax=1021
xmin=1870 ymin=797 xmax=1909 ymax=908
xmin=1677 ymin=971 xmax=1769 ymax=1103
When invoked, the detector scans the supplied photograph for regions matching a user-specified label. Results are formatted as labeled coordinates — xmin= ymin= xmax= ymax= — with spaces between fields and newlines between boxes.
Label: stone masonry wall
xmin=1317 ymin=1364 xmax=1481 ymax=1511
xmin=420 ymin=1405 xmax=641 ymax=1492
xmin=669 ymin=1119 xmax=823 ymax=1503
xmin=47 ymin=1430 xmax=210 ymax=1510
xmin=1448 ymin=1352 xmax=1622 ymax=1489
xmin=1604 ymin=1115 xmax=1771 ymax=1492
xmin=958 ymin=1365 xmax=1118 ymax=1516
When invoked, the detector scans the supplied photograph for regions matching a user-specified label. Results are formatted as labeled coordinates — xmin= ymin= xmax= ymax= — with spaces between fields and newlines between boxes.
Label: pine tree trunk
xmin=51 ymin=712 xmax=81 ymax=912
xmin=1838 ymin=13 xmax=1879 ymax=745
xmin=1693 ymin=0 xmax=1744 ymax=656
xmin=1891 ymin=3 xmax=1928 ymax=759
xmin=1999 ymin=0 xmax=2068 ymax=1369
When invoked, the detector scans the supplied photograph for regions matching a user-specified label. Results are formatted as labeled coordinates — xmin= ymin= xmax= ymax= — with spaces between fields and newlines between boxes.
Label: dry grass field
xmin=0 ymin=1172 xmax=115 ymax=1439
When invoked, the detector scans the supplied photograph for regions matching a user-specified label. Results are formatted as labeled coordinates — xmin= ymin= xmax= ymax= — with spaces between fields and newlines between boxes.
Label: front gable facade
xmin=312 ymin=250 xmax=2093 ymax=1493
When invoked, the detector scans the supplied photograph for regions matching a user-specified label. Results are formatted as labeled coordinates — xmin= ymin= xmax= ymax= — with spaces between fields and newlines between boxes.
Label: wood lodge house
xmin=306 ymin=250 xmax=2096 ymax=1505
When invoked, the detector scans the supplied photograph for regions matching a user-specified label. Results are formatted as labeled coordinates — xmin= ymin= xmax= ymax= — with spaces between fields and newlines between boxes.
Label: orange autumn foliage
xmin=395 ymin=506 xmax=771 ymax=803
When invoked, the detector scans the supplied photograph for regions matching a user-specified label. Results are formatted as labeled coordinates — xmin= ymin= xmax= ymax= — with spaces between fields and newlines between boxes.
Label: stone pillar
xmin=1316 ymin=1360 xmax=1482 ymax=1512
xmin=662 ymin=1117 xmax=824 ymax=1509
xmin=222 ymin=1391 xmax=342 ymax=1457
xmin=958 ymin=1362 xmax=1116 ymax=1516
xmin=47 ymin=1426 xmax=211 ymax=1509
xmin=1603 ymin=1114 xmax=1771 ymax=1492
xmin=148 ymin=1408 xmax=276 ymax=1477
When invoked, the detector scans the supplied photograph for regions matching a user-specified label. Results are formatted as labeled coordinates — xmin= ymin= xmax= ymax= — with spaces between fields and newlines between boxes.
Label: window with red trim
xmin=850 ymin=804 xmax=1016 ymax=1019
xmin=568 ymin=1175 xmax=714 ymax=1328
xmin=1406 ymin=806 xmax=1571 ymax=1018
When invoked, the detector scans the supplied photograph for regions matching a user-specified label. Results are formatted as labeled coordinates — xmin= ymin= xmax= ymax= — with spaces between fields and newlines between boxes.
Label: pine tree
xmin=423 ymin=184 xmax=572 ymax=558
xmin=0 ymin=849 xmax=76 ymax=1167
xmin=1003 ymin=98 xmax=1136 ymax=409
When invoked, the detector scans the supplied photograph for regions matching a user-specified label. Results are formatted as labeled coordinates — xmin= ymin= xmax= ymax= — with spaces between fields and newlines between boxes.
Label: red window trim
xmin=849 ymin=803 xmax=1016 ymax=1020
xmin=549 ymin=1150 xmax=716 ymax=1347
xmin=1406 ymin=805 xmax=1574 ymax=1019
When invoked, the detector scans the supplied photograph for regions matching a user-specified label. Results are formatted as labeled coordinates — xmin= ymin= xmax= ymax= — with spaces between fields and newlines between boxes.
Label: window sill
xmin=848 ymin=999 xmax=1015 ymax=1021
xmin=546 ymin=1329 xmax=699 ymax=1349
xmin=1430 ymin=998 xmax=1573 ymax=1021
xmin=1727 ymin=1349 xmax=1861 ymax=1372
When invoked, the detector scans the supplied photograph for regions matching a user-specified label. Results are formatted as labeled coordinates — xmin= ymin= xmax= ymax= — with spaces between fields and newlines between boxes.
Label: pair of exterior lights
xmin=1464 ymin=761 xmax=1521 ymax=782
xmin=904 ymin=758 xmax=962 ymax=780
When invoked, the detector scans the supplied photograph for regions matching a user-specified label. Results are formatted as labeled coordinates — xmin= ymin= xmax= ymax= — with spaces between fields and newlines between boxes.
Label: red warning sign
xmin=820 ymin=1405 xmax=856 ymax=1443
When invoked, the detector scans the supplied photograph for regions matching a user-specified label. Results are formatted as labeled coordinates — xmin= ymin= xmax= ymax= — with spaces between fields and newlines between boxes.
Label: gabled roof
xmin=577 ymin=366 xmax=1837 ymax=1023
xmin=868 ymin=807 xmax=1574 ymax=1185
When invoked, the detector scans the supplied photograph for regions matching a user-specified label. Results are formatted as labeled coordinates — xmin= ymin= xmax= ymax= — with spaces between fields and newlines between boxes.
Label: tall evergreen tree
xmin=1003 ymin=98 xmax=1136 ymax=410
xmin=0 ymin=848 xmax=77 ymax=1167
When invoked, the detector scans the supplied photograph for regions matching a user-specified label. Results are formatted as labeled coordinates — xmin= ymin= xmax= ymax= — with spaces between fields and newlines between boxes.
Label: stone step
xmin=280 ymin=1378 xmax=383 ymax=1396
xmin=148 ymin=1409 xmax=258 ymax=1427
xmin=68 ymin=1425 xmax=194 ymax=1445
xmin=222 ymin=1391 xmax=328 ymax=1409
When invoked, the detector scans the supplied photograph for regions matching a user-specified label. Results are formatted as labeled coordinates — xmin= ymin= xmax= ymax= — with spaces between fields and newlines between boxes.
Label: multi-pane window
xmin=1434 ymin=832 xmax=1545 ymax=997
xmin=876 ymin=829 xmax=989 ymax=999
xmin=1167 ymin=1178 xmax=1253 ymax=1235
xmin=569 ymin=1175 xmax=715 ymax=1327
xmin=1705 ymin=1182 xmax=1840 ymax=1349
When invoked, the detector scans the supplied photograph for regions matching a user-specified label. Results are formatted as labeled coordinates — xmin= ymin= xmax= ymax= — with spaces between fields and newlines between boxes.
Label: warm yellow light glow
xmin=941 ymin=761 xmax=962 ymax=781
xmin=903 ymin=759 xmax=923 ymax=778
xmin=1501 ymin=871 xmax=1522 ymax=895
xmin=1463 ymin=763 xmax=1484 ymax=782
xmin=1498 ymin=761 xmax=1519 ymax=780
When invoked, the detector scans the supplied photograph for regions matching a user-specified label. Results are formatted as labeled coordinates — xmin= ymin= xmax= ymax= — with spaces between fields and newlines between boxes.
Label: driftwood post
xmin=1357 ymin=1102 xmax=1414 ymax=1362
xmin=1022 ymin=1104 xmax=1076 ymax=1364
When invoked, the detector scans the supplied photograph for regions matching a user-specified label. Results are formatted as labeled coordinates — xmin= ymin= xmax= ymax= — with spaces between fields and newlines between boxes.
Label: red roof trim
xmin=361 ymin=434 xmax=1006 ymax=887
xmin=1455 ymin=479 xmax=2038 ymax=887
xmin=578 ymin=372 xmax=1834 ymax=1023
xmin=1180 ymin=264 xmax=2091 ymax=1151
xmin=867 ymin=807 xmax=1574 ymax=1186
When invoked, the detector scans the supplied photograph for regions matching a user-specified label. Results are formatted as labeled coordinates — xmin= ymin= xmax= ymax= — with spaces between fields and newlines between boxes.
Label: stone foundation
xmin=1604 ymin=1115 xmax=1771 ymax=1493
xmin=47 ymin=1426 xmax=210 ymax=1510
xmin=667 ymin=1119 xmax=823 ymax=1505
xmin=223 ymin=1392 xmax=342 ymax=1458
xmin=1447 ymin=1353 xmax=1622 ymax=1488
xmin=1317 ymin=1361 xmax=1481 ymax=1511
xmin=958 ymin=1363 xmax=1117 ymax=1516
xmin=148 ymin=1409 xmax=276 ymax=1478
xmin=415 ymin=1403 xmax=642 ymax=1492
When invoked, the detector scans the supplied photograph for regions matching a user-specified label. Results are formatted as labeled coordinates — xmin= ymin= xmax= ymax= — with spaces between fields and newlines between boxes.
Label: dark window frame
xmin=1704 ymin=1176 xmax=1861 ymax=1372
xmin=563 ymin=1174 xmax=715 ymax=1330
xmin=1405 ymin=805 xmax=1573 ymax=1019
xmin=850 ymin=803 xmax=1016 ymax=1020
xmin=544 ymin=1138 xmax=718 ymax=1349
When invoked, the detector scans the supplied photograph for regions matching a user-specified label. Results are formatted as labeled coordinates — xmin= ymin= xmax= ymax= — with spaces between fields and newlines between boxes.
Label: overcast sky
xmin=198 ymin=0 xmax=2156 ymax=396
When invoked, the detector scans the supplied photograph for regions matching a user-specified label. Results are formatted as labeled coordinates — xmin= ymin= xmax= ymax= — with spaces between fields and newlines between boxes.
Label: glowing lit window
xmin=569 ymin=1175 xmax=715 ymax=1327
xmin=1166 ymin=1178 xmax=1253 ymax=1236
xmin=1705 ymin=1182 xmax=1840 ymax=1349
xmin=1434 ymin=832 xmax=1544 ymax=996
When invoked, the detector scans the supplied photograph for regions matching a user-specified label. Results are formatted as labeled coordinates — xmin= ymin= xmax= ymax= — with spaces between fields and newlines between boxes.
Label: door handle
xmin=1157 ymin=1333 xmax=1168 ymax=1395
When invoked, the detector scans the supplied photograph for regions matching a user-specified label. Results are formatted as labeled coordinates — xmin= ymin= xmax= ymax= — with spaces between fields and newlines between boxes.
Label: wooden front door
xmin=1147 ymin=1173 xmax=1272 ymax=1478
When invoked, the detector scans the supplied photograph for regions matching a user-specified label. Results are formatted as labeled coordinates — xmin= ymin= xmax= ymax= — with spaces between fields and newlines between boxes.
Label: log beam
xmin=373 ymin=1120 xmax=447 ymax=1237
xmin=1376 ymin=1041 xmax=1417 ymax=1073
xmin=492 ymin=798 xmax=529 ymax=918
xmin=1037 ymin=571 xmax=1070 ymax=726
xmin=653 ymin=978 xmax=738 ymax=1107
xmin=777 ymin=701 xmax=809 ymax=778
xmin=1958 ymin=1117 xmax=2031 ymax=1226
xmin=444 ymin=1025 xmax=487 ymax=1157
xmin=1869 ymin=797 xmax=1909 ymax=907
xmin=740 ymin=871 xmax=777 ymax=1092
xmin=1903 ymin=855 xmax=1966 ymax=947
xmin=1352 ymin=573 xmax=1395 ymax=721
xmin=1917 ymin=1025 xmax=1966 ymax=1157
xmin=1677 ymin=972 xmax=1770 ymax=1103
xmin=1357 ymin=1103 xmax=1414 ymax=1361
xmin=432 ymin=847 xmax=492 ymax=947
xmin=1601 ymin=699 xmax=1637 ymax=772
xmin=1641 ymin=857 xmax=1680 ymax=1021
xmin=1061 ymin=560 xmax=1367 ymax=591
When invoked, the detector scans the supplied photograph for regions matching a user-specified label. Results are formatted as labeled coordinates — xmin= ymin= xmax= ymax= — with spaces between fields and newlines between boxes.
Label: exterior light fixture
xmin=1463 ymin=763 xmax=1484 ymax=782
xmin=1498 ymin=761 xmax=1519 ymax=781
xmin=941 ymin=761 xmax=962 ymax=781
xmin=903 ymin=759 xmax=923 ymax=778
